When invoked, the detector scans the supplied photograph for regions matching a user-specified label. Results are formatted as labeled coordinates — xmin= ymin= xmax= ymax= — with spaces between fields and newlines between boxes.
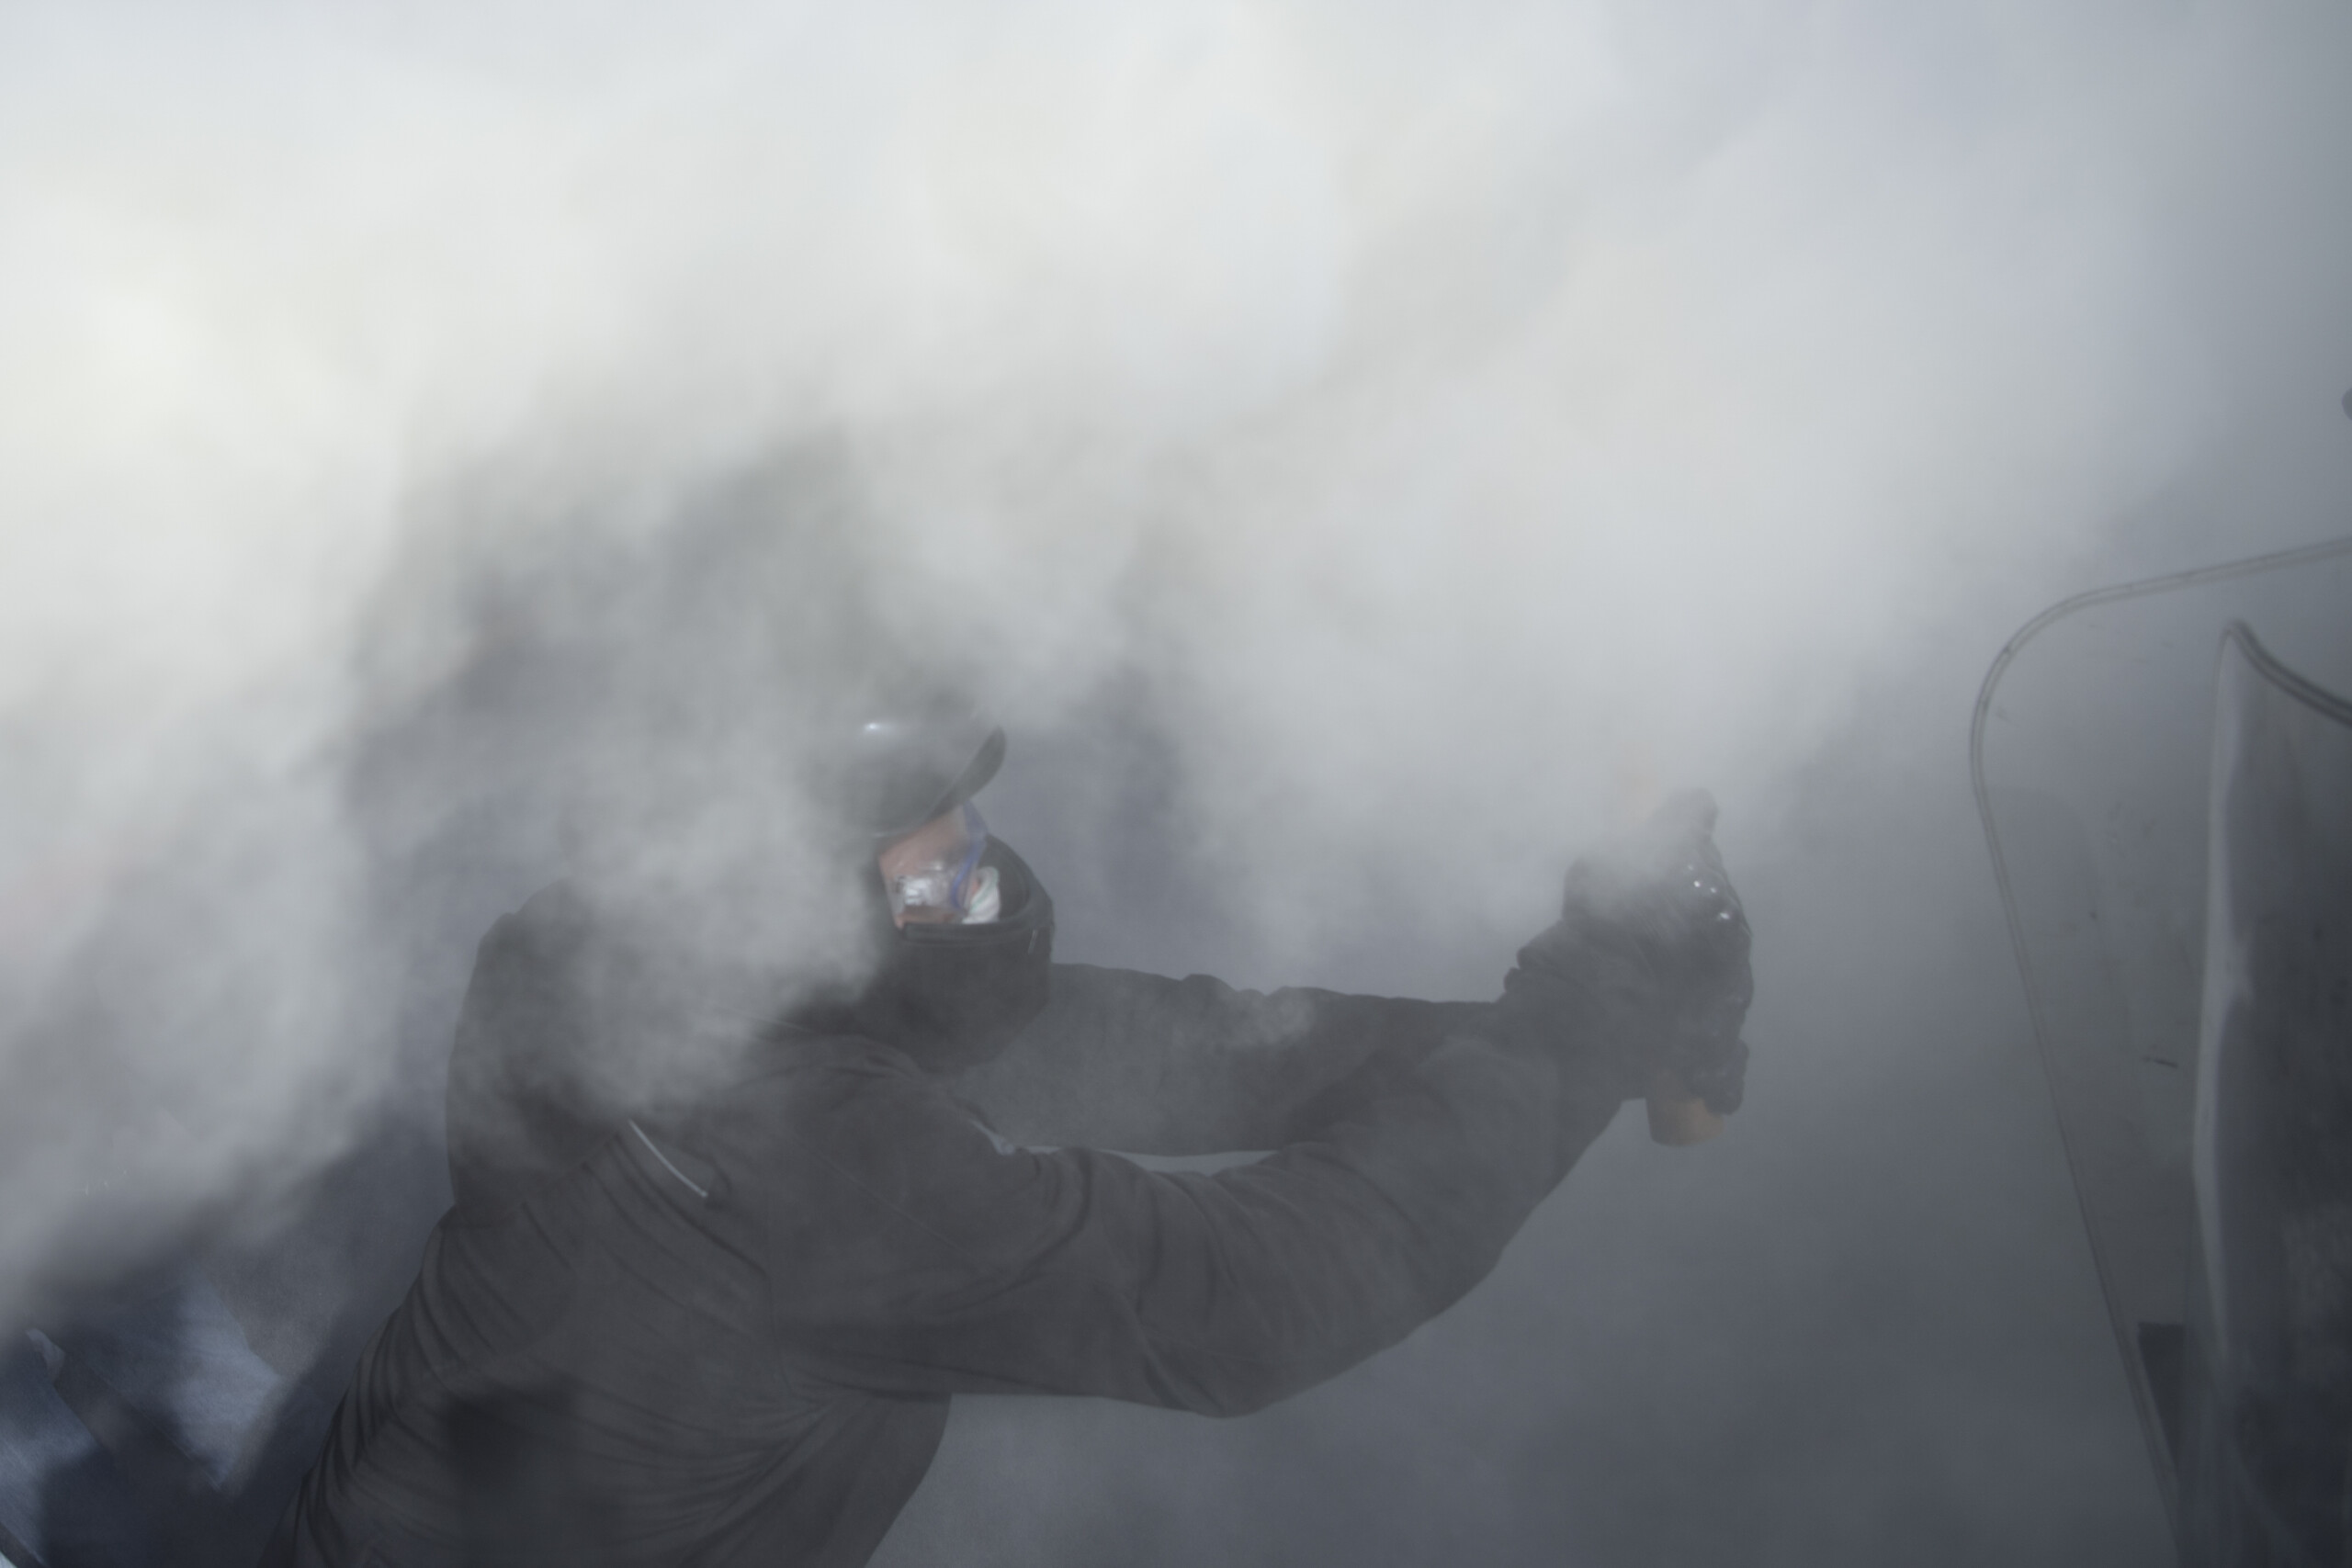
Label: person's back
xmin=286 ymin=882 xmax=967 ymax=1565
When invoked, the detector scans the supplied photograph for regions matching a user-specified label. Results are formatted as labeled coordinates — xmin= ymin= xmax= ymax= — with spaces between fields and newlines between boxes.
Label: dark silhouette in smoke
xmin=240 ymin=471 xmax=1752 ymax=1563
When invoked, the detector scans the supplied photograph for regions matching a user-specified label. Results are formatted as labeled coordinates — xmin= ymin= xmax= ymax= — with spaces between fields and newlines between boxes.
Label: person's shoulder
xmin=722 ymin=1026 xmax=931 ymax=1113
xmin=719 ymin=1029 xmax=989 ymax=1145
xmin=451 ymin=884 xmax=602 ymax=1041
xmin=669 ymin=1031 xmax=1005 ymax=1224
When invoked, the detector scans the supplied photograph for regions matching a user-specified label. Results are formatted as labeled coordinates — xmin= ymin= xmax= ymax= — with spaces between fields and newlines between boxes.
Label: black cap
xmin=825 ymin=694 xmax=1006 ymax=840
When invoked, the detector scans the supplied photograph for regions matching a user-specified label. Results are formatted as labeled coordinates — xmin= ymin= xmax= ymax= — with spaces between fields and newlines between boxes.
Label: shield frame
xmin=1972 ymin=536 xmax=2352 ymax=1536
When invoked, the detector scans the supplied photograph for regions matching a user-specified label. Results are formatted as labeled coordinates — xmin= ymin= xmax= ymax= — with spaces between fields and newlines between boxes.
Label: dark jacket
xmin=273 ymin=884 xmax=1626 ymax=1566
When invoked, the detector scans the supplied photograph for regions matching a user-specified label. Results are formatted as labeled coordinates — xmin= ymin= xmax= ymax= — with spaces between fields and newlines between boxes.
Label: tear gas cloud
xmin=3 ymin=0 xmax=2349 ymax=1339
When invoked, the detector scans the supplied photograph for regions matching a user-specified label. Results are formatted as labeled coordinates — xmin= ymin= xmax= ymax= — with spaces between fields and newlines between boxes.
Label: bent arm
xmin=764 ymin=1028 xmax=1623 ymax=1416
xmin=944 ymin=963 xmax=1484 ymax=1155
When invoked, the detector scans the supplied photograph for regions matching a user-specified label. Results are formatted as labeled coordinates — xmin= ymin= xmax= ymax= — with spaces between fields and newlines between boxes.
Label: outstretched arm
xmin=944 ymin=963 xmax=1483 ymax=1155
xmin=752 ymin=1019 xmax=1624 ymax=1416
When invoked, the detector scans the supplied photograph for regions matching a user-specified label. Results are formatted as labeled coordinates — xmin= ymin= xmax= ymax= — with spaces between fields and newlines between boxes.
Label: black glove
xmin=1493 ymin=790 xmax=1753 ymax=1113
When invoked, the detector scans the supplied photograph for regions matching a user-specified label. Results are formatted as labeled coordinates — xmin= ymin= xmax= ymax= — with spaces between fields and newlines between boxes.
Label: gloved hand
xmin=1493 ymin=789 xmax=1753 ymax=1113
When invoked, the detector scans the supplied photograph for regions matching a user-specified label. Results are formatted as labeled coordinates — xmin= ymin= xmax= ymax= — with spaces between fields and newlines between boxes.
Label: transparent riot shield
xmin=2176 ymin=624 xmax=2352 ymax=1567
xmin=1973 ymin=537 xmax=2352 ymax=1538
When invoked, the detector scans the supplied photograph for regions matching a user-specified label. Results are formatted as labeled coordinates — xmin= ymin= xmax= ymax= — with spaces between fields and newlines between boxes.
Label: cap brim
xmin=924 ymin=726 xmax=1005 ymax=827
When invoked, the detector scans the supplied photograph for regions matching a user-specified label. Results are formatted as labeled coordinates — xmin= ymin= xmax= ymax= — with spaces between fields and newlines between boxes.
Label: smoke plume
xmin=1 ymin=0 xmax=2348 ymax=1556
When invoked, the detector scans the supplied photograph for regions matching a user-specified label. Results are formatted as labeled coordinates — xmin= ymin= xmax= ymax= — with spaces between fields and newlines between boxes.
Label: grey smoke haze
xmin=2 ymin=0 xmax=2350 ymax=1559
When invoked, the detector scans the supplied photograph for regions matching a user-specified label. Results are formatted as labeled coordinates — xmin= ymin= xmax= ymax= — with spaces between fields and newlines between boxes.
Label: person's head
xmin=815 ymin=684 xmax=1010 ymax=926
xmin=801 ymin=685 xmax=1055 ymax=1069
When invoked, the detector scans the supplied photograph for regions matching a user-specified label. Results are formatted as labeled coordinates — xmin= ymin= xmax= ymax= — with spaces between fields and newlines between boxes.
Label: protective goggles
xmin=886 ymin=802 xmax=1001 ymax=924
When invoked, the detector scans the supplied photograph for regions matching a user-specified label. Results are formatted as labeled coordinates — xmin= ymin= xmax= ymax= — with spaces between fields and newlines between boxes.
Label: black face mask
xmin=830 ymin=838 xmax=1056 ymax=1072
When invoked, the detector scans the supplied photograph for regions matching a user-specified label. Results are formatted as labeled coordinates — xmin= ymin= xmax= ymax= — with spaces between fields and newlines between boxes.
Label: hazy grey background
xmin=3 ymin=0 xmax=2351 ymax=1560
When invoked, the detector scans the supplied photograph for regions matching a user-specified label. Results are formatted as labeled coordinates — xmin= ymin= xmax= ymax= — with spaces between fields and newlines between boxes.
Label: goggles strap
xmin=948 ymin=803 xmax=989 ymax=912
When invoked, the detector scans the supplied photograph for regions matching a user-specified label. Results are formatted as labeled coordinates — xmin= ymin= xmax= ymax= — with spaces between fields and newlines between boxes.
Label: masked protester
xmin=265 ymin=698 xmax=1753 ymax=1568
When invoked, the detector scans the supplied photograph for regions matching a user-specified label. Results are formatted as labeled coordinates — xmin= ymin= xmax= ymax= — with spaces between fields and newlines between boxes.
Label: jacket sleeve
xmin=942 ymin=963 xmax=1486 ymax=1155
xmin=755 ymin=1027 xmax=1623 ymax=1416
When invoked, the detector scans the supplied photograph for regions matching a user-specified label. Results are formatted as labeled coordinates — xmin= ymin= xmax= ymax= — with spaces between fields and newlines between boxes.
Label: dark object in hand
xmin=1496 ymin=789 xmax=1754 ymax=1114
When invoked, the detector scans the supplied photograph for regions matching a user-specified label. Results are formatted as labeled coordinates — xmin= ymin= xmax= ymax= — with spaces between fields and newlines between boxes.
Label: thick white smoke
xmin=1 ymin=0 xmax=2347 ymax=1322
